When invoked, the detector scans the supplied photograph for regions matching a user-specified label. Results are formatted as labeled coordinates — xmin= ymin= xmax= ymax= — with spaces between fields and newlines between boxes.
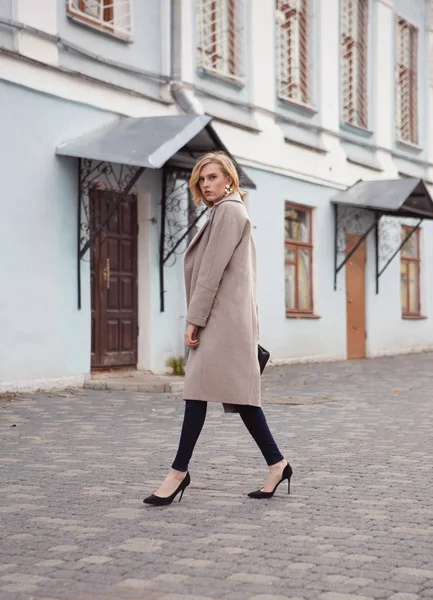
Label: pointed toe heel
xmin=143 ymin=472 xmax=191 ymax=506
xmin=248 ymin=463 xmax=292 ymax=499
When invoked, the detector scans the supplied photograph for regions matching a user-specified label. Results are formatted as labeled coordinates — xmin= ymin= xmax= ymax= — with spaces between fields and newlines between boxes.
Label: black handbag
xmin=226 ymin=345 xmax=270 ymax=414
xmin=258 ymin=344 xmax=270 ymax=375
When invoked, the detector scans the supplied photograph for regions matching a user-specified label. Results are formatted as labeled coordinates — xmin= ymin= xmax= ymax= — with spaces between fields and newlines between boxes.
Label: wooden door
xmin=346 ymin=234 xmax=366 ymax=360
xmin=91 ymin=190 xmax=138 ymax=368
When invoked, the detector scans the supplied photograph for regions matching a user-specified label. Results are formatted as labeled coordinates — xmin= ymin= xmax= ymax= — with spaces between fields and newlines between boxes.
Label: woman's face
xmin=198 ymin=162 xmax=232 ymax=203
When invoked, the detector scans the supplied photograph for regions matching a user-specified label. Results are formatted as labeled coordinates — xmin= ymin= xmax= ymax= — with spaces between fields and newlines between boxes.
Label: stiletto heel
xmin=248 ymin=463 xmax=292 ymax=499
xmin=143 ymin=472 xmax=191 ymax=506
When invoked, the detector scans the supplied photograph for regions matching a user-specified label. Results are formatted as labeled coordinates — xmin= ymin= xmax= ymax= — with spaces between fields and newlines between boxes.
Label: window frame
xmin=276 ymin=0 xmax=312 ymax=107
xmin=340 ymin=0 xmax=369 ymax=130
xmin=196 ymin=0 xmax=244 ymax=84
xmin=284 ymin=202 xmax=314 ymax=316
xmin=395 ymin=16 xmax=419 ymax=145
xmin=400 ymin=225 xmax=421 ymax=317
xmin=66 ymin=0 xmax=131 ymax=40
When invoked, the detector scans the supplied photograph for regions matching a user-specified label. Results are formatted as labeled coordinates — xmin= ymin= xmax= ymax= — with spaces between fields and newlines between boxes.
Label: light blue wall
xmin=0 ymin=80 xmax=119 ymax=384
xmin=243 ymin=164 xmax=433 ymax=361
xmin=148 ymin=172 xmax=188 ymax=372
xmin=394 ymin=0 xmax=427 ymax=30
xmin=0 ymin=0 xmax=13 ymax=20
xmin=0 ymin=0 xmax=15 ymax=50
xmin=365 ymin=216 xmax=433 ymax=356
xmin=58 ymin=0 xmax=166 ymax=100
xmin=245 ymin=167 xmax=347 ymax=362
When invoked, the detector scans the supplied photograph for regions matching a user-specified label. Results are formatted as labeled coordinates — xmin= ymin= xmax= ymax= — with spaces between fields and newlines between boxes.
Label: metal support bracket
xmin=375 ymin=218 xmax=423 ymax=294
xmin=79 ymin=167 xmax=145 ymax=260
xmin=333 ymin=202 xmax=377 ymax=290
xmin=334 ymin=202 xmax=424 ymax=295
xmin=159 ymin=167 xmax=207 ymax=312
xmin=76 ymin=159 xmax=145 ymax=309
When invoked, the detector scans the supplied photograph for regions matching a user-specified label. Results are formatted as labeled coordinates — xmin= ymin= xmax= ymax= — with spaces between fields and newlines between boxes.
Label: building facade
xmin=1 ymin=0 xmax=433 ymax=393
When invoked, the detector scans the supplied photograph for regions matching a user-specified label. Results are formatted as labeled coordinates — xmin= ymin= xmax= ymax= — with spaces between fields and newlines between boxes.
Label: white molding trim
xmin=269 ymin=354 xmax=345 ymax=366
xmin=0 ymin=374 xmax=88 ymax=394
xmin=368 ymin=346 xmax=433 ymax=358
xmin=270 ymin=347 xmax=433 ymax=366
xmin=235 ymin=156 xmax=348 ymax=190
xmin=0 ymin=51 xmax=172 ymax=117
xmin=136 ymin=191 xmax=153 ymax=372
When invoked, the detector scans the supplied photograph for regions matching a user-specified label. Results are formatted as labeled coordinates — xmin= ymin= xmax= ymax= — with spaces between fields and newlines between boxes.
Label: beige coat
xmin=183 ymin=192 xmax=261 ymax=413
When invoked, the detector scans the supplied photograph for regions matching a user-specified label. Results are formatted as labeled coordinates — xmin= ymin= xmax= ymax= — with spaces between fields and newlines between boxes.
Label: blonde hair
xmin=189 ymin=151 xmax=246 ymax=207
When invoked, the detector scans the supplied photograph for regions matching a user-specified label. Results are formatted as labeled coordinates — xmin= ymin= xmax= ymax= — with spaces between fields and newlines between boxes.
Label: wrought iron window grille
xmin=196 ymin=0 xmax=245 ymax=82
xmin=340 ymin=0 xmax=368 ymax=129
xmin=276 ymin=0 xmax=312 ymax=106
xmin=396 ymin=16 xmax=418 ymax=145
xmin=77 ymin=162 xmax=208 ymax=313
xmin=67 ymin=0 xmax=132 ymax=38
xmin=159 ymin=167 xmax=208 ymax=312
xmin=77 ymin=158 xmax=145 ymax=308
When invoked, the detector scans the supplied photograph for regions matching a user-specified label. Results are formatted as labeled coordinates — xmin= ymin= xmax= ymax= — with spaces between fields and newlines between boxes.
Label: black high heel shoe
xmin=248 ymin=463 xmax=292 ymax=499
xmin=143 ymin=472 xmax=191 ymax=506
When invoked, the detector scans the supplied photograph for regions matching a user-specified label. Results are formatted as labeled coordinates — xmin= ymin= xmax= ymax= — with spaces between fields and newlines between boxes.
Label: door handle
xmin=103 ymin=258 xmax=110 ymax=290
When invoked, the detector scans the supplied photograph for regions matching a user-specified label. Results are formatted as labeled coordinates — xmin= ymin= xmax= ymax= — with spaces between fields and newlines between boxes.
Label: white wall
xmin=15 ymin=0 xmax=58 ymax=64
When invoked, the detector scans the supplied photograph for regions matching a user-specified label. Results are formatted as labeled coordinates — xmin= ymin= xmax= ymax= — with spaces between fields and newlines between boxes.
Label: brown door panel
xmin=346 ymin=234 xmax=366 ymax=360
xmin=91 ymin=190 xmax=138 ymax=369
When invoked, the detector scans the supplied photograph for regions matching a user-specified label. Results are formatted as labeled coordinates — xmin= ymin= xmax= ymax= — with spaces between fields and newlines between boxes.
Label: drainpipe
xmin=170 ymin=0 xmax=204 ymax=114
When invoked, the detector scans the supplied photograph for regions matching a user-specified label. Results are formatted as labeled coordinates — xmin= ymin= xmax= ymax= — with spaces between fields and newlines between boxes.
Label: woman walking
xmin=143 ymin=151 xmax=292 ymax=505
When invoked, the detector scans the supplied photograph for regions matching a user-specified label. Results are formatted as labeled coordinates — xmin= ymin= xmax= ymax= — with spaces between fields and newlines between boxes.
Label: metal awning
xmin=57 ymin=114 xmax=255 ymax=311
xmin=331 ymin=178 xmax=433 ymax=294
xmin=330 ymin=178 xmax=433 ymax=219
xmin=56 ymin=114 xmax=255 ymax=188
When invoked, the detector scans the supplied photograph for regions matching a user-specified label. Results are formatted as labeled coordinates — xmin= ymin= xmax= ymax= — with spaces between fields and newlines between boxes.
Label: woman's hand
xmin=185 ymin=323 xmax=200 ymax=349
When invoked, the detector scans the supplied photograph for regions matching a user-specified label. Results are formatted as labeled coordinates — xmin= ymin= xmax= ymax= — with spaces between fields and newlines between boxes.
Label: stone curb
xmin=84 ymin=379 xmax=184 ymax=394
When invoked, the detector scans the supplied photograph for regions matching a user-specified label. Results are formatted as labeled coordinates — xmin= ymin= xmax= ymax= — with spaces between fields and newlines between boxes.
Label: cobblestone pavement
xmin=1 ymin=354 xmax=432 ymax=600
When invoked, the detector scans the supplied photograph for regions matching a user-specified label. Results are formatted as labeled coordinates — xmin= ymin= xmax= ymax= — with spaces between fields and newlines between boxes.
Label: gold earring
xmin=225 ymin=184 xmax=232 ymax=196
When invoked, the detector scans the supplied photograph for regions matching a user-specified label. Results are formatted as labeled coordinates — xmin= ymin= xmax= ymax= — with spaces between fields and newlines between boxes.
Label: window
xmin=285 ymin=203 xmax=313 ymax=314
xmin=196 ymin=0 xmax=244 ymax=81
xmin=340 ymin=0 xmax=368 ymax=129
xmin=67 ymin=0 xmax=131 ymax=38
xmin=276 ymin=0 xmax=311 ymax=106
xmin=396 ymin=17 xmax=418 ymax=144
xmin=400 ymin=226 xmax=420 ymax=316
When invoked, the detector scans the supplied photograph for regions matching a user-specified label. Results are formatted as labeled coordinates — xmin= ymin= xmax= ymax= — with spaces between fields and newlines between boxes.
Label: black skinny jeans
xmin=172 ymin=400 xmax=284 ymax=472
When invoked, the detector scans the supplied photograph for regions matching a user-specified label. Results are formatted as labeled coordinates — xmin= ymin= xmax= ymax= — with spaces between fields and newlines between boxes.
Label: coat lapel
xmin=185 ymin=213 xmax=212 ymax=258
xmin=185 ymin=193 xmax=244 ymax=257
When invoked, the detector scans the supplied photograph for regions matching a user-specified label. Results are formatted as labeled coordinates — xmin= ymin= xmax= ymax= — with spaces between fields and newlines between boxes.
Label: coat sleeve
xmin=186 ymin=203 xmax=247 ymax=328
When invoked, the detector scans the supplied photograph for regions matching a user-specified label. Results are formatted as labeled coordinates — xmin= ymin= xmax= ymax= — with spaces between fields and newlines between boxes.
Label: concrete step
xmin=85 ymin=371 xmax=184 ymax=394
